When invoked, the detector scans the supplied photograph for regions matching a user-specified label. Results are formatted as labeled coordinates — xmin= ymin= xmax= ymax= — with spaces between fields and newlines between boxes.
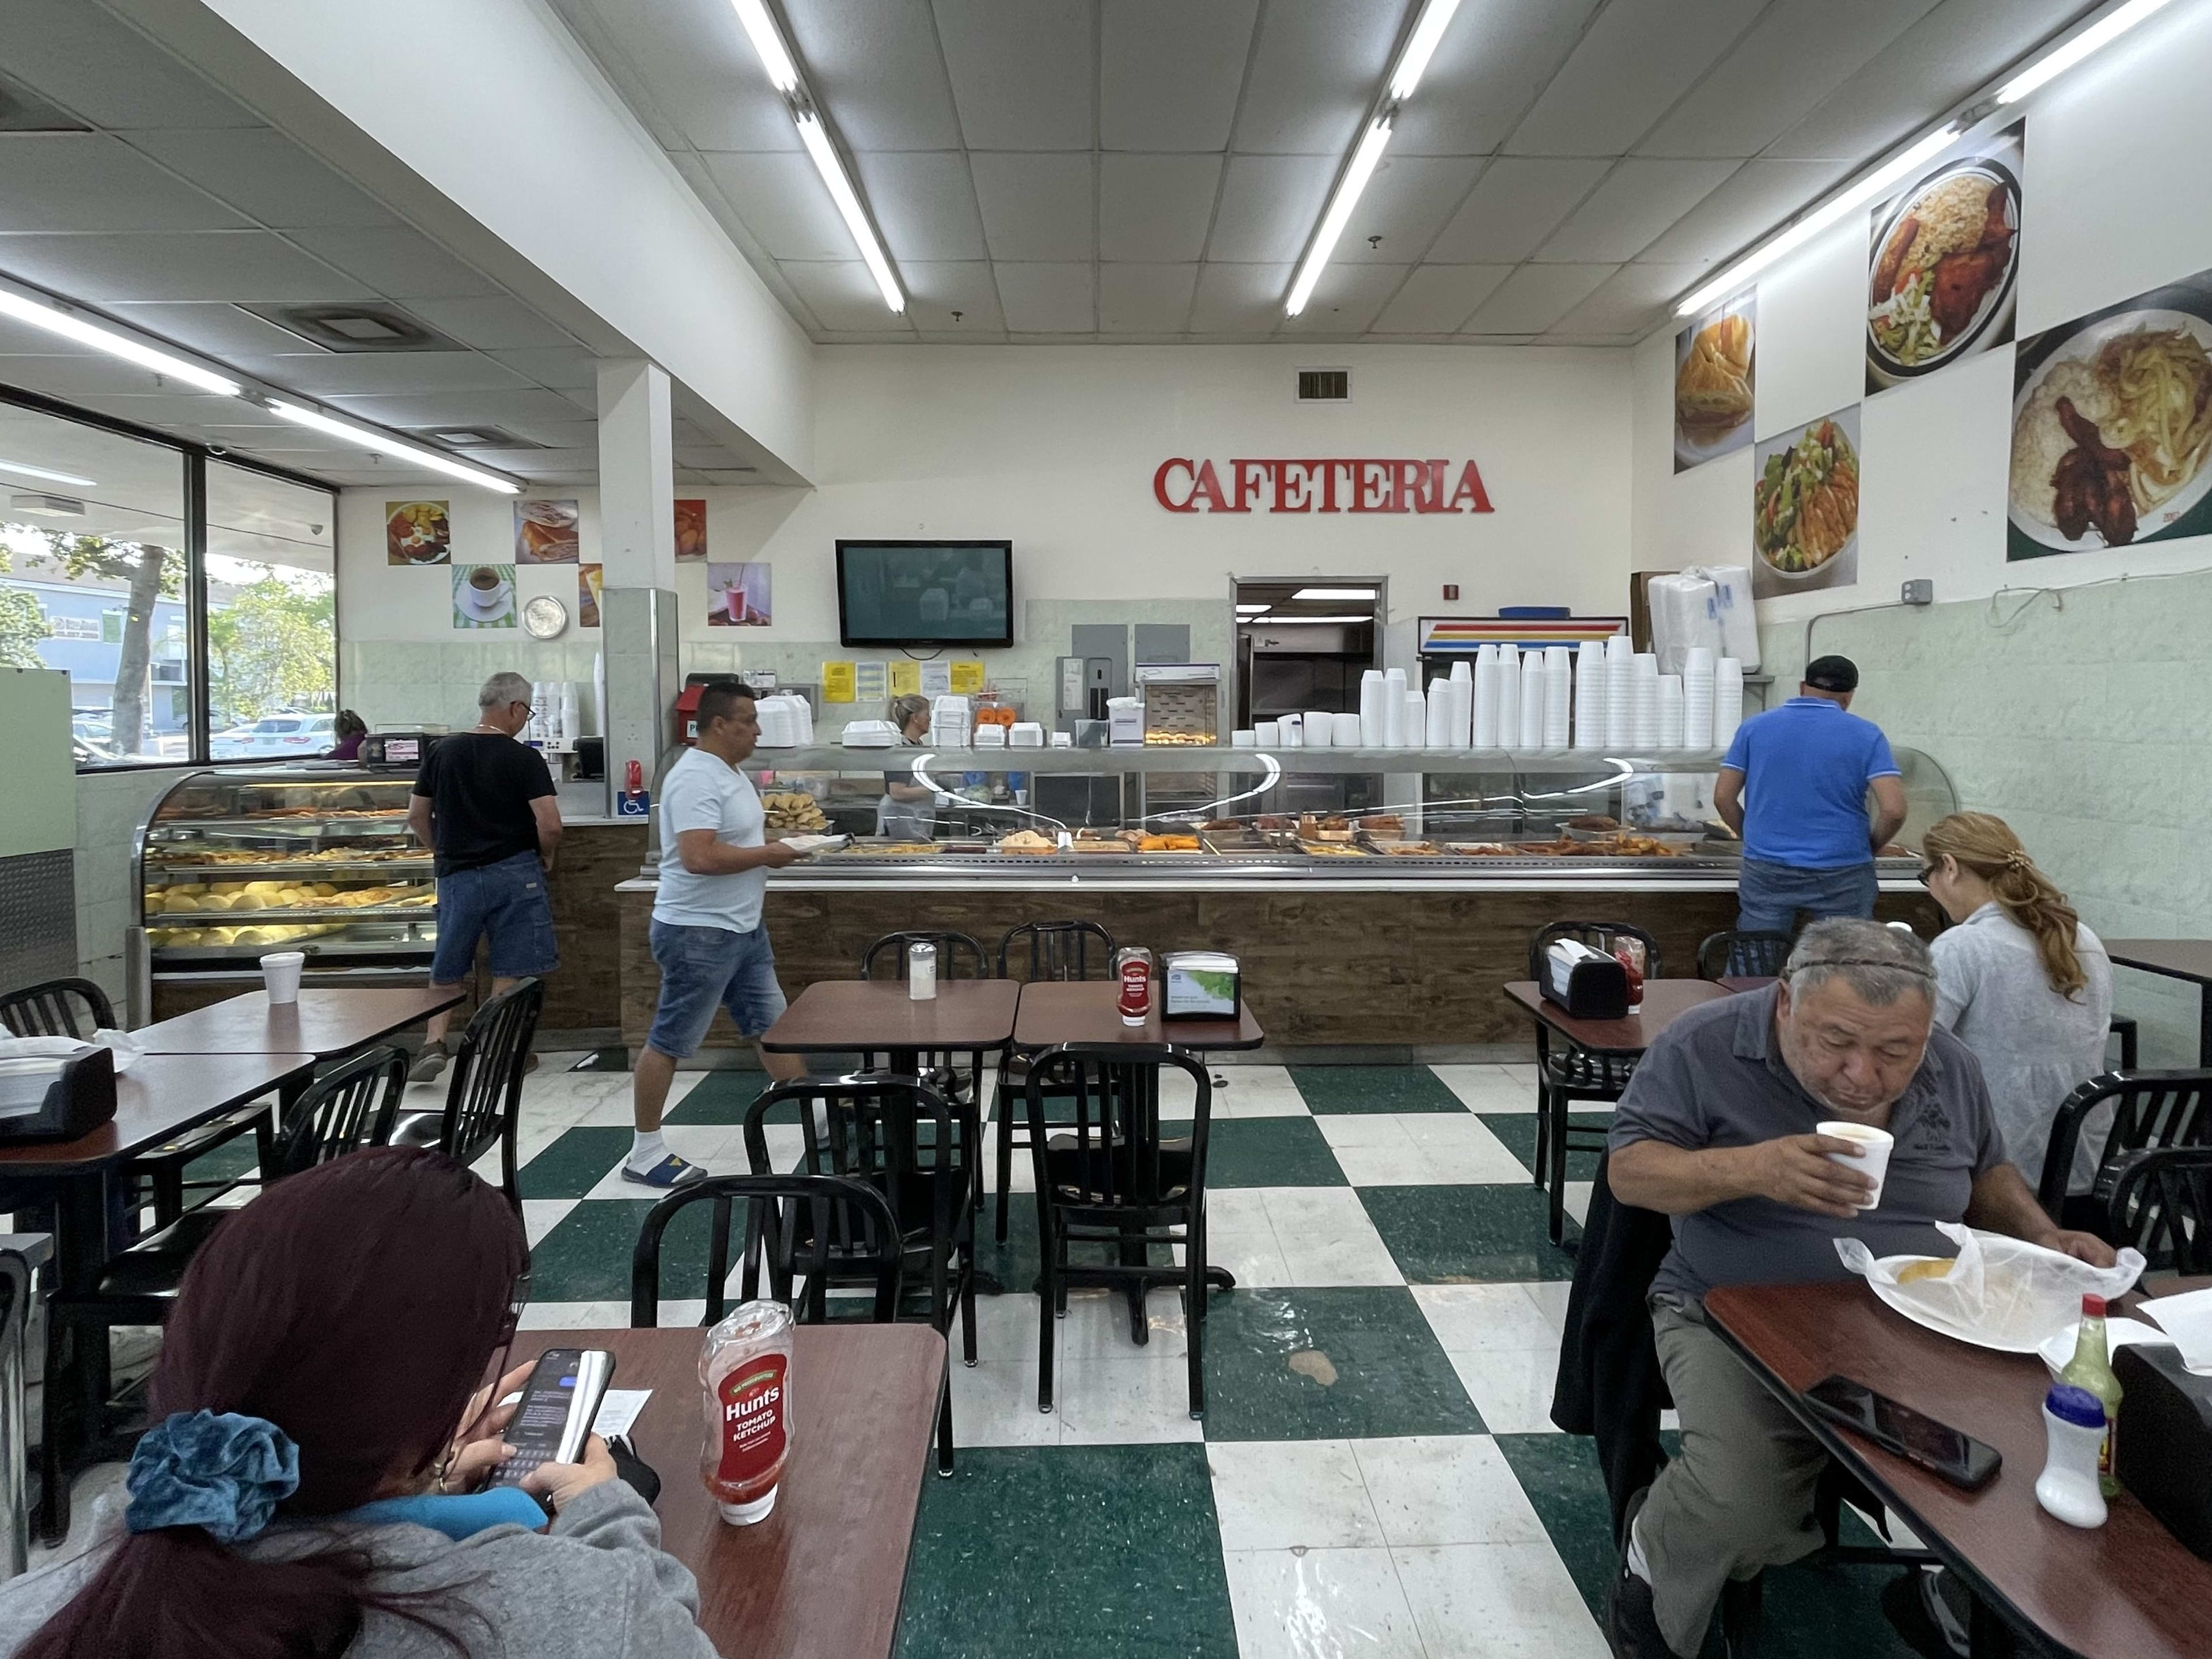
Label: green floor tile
xmin=664 ymin=1070 xmax=801 ymax=1124
xmin=1358 ymin=1184 xmax=1581 ymax=1282
xmin=1493 ymin=1433 xmax=1623 ymax=1621
xmin=517 ymin=1126 xmax=635 ymax=1199
xmin=1198 ymin=1286 xmax=1484 ymax=1441
xmin=1479 ymin=1111 xmax=1611 ymax=1182
xmin=895 ymin=1444 xmax=1237 ymax=1659
xmin=179 ymin=1132 xmax=263 ymax=1185
xmin=1191 ymin=1115 xmax=1346 ymax=1188
xmin=1289 ymin=1064 xmax=1469 ymax=1114
xmin=528 ymin=1197 xmax=714 ymax=1305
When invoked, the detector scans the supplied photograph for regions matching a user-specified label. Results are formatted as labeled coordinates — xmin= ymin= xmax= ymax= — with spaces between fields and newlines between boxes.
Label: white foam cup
xmin=1817 ymin=1121 xmax=1893 ymax=1210
xmin=261 ymin=950 xmax=306 ymax=1005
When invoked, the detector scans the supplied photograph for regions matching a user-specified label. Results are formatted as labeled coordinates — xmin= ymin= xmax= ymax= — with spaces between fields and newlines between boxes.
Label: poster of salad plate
xmin=1752 ymin=406 xmax=1861 ymax=598
xmin=1866 ymin=123 xmax=2023 ymax=395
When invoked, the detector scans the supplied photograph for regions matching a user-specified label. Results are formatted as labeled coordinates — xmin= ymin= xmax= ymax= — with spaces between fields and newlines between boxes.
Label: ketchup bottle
xmin=700 ymin=1300 xmax=793 ymax=1525
xmin=1115 ymin=946 xmax=1154 ymax=1026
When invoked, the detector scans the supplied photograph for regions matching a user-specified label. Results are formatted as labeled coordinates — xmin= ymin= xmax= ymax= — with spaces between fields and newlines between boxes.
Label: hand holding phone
xmin=1802 ymin=1375 xmax=2001 ymax=1490
xmin=490 ymin=1349 xmax=616 ymax=1489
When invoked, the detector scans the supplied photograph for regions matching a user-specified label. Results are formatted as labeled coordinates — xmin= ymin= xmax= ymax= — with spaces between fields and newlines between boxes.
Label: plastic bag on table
xmin=1835 ymin=1222 xmax=2145 ymax=1353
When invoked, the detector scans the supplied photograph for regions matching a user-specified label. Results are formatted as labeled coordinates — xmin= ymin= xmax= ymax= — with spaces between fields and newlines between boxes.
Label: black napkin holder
xmin=0 ymin=1047 xmax=116 ymax=1145
xmin=2116 ymin=1339 xmax=2212 ymax=1559
xmin=1540 ymin=943 xmax=1629 ymax=1021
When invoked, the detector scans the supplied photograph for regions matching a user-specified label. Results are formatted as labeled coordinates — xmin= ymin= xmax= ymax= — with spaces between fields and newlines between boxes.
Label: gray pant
xmin=1735 ymin=856 xmax=1877 ymax=934
xmin=1637 ymin=1297 xmax=1829 ymax=1656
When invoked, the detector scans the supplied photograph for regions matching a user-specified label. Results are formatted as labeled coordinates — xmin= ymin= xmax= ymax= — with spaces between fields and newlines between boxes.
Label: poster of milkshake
xmin=706 ymin=562 xmax=771 ymax=626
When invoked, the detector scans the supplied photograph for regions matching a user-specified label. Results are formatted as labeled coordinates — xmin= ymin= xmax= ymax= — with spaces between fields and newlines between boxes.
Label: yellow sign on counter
xmin=821 ymin=661 xmax=857 ymax=702
xmin=949 ymin=660 xmax=985 ymax=695
xmin=888 ymin=660 xmax=921 ymax=696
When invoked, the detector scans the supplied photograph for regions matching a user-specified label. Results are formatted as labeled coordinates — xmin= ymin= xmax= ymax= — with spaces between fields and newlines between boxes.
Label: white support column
xmin=596 ymin=359 xmax=681 ymax=817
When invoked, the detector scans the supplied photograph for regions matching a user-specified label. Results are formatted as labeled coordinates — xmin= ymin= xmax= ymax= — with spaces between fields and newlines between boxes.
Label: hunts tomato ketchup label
xmin=713 ymin=1355 xmax=789 ymax=1486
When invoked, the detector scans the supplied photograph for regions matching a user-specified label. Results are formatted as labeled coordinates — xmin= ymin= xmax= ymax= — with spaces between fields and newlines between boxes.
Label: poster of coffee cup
xmin=706 ymin=562 xmax=771 ymax=627
xmin=386 ymin=500 xmax=451 ymax=565
xmin=453 ymin=564 xmax=518 ymax=629
xmin=674 ymin=498 xmax=707 ymax=562
xmin=578 ymin=563 xmax=603 ymax=629
xmin=513 ymin=498 xmax=580 ymax=563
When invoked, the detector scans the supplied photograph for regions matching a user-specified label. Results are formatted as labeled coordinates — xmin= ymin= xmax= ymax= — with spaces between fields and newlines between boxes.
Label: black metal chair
xmin=2036 ymin=1069 xmax=2212 ymax=1233
xmin=2108 ymin=1014 xmax=2139 ymax=1071
xmin=743 ymin=1074 xmax=976 ymax=1473
xmin=1025 ymin=1044 xmax=1215 ymax=1420
xmin=989 ymin=922 xmax=1118 ymax=1242
xmin=2102 ymin=1145 xmax=2212 ymax=1273
xmin=0 ymin=979 xmax=110 ymax=1040
xmin=1695 ymin=929 xmax=1793 ymax=982
xmin=1527 ymin=922 xmax=1664 ymax=1245
xmin=628 ymin=1172 xmax=906 ymax=1328
xmin=393 ymin=979 xmax=543 ymax=1212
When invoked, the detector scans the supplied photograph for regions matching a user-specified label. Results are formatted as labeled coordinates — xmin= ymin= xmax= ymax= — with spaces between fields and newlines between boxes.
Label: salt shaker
xmin=907 ymin=940 xmax=937 ymax=1002
xmin=2035 ymin=1383 xmax=2109 ymax=1529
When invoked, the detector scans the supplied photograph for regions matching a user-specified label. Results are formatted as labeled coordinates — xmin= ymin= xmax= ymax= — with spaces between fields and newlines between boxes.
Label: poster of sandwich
xmin=513 ymin=499 xmax=580 ymax=563
xmin=1752 ymin=406 xmax=1860 ymax=597
xmin=1673 ymin=293 xmax=1755 ymax=472
xmin=1867 ymin=123 xmax=2023 ymax=395
xmin=2009 ymin=266 xmax=2212 ymax=559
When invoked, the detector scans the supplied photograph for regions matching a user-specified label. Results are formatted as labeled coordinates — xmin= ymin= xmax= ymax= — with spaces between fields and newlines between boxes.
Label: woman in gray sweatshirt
xmin=0 ymin=1147 xmax=720 ymax=1659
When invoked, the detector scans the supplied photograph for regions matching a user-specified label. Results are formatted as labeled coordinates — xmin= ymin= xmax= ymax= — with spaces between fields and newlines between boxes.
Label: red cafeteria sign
xmin=1153 ymin=457 xmax=1494 ymax=515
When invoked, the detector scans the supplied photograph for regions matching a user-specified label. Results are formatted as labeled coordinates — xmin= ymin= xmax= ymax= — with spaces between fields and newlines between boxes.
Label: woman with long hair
xmin=1922 ymin=812 xmax=2113 ymax=1189
xmin=0 ymin=1148 xmax=718 ymax=1659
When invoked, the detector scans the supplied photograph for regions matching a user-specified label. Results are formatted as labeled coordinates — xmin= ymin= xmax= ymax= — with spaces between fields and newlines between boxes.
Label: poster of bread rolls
xmin=1673 ymin=294 xmax=1756 ymax=472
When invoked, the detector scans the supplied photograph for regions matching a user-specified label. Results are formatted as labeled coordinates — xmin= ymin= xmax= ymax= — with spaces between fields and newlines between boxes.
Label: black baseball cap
xmin=1804 ymin=655 xmax=1859 ymax=694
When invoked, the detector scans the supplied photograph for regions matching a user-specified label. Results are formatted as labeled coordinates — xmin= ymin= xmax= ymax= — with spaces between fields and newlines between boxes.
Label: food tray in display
xmin=1866 ymin=158 xmax=2021 ymax=386
xmin=145 ymin=860 xmax=432 ymax=881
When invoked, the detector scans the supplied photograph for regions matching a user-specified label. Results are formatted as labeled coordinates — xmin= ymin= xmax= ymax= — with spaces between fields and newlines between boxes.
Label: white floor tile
xmin=1411 ymin=1285 xmax=1560 ymax=1354
xmin=980 ymin=1118 xmax=1036 ymax=1194
xmin=1060 ymin=1285 xmax=1189 ymax=1359
xmin=1441 ymin=1346 xmax=1564 ymax=1436
xmin=1319 ymin=1115 xmax=1526 ymax=1186
xmin=1202 ymin=1188 xmax=1297 ymax=1288
xmin=1210 ymin=1065 xmax=1314 ymax=1118
xmin=1053 ymin=1354 xmax=1205 ymax=1445
xmin=1353 ymin=1436 xmax=1549 ymax=1547
xmin=1520 ymin=1281 xmax=1573 ymax=1335
xmin=1207 ymin=1439 xmax=1384 ymax=1551
xmin=1562 ymin=1181 xmax=1592 ymax=1229
xmin=1262 ymin=1189 xmax=1404 ymax=1286
xmin=967 ymin=1287 xmax=1049 ymax=1363
xmin=1392 ymin=1543 xmax=1611 ymax=1658
xmin=1223 ymin=1547 xmax=1427 ymax=1659
xmin=521 ymin=1198 xmax=578 ymax=1248
xmin=517 ymin=1298 xmax=635 ymax=1330
xmin=1430 ymin=1064 xmax=1538 ymax=1113
xmin=949 ymin=1355 xmax=1056 ymax=1448
xmin=1499 ymin=1065 xmax=1540 ymax=1088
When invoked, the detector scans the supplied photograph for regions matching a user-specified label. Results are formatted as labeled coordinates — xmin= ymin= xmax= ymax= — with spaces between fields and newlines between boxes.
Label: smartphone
xmin=1802 ymin=1375 xmax=2001 ymax=1491
xmin=489 ymin=1348 xmax=616 ymax=1488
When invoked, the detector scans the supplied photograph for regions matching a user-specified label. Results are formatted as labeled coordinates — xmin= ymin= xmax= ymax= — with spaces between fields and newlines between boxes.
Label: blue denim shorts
xmin=646 ymin=918 xmax=789 ymax=1059
xmin=430 ymin=851 xmax=559 ymax=983
xmin=1736 ymin=856 xmax=1877 ymax=934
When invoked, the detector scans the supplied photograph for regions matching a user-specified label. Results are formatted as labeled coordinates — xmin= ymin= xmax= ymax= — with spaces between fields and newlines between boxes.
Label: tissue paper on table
xmin=2140 ymin=1286 xmax=2212 ymax=1374
xmin=1836 ymin=1222 xmax=2145 ymax=1353
xmin=0 ymin=1037 xmax=92 ymax=1062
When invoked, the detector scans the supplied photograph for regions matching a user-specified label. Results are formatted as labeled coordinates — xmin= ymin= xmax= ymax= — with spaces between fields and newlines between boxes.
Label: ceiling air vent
xmin=1297 ymin=368 xmax=1350 ymax=403
xmin=409 ymin=425 xmax=543 ymax=450
xmin=240 ymin=303 xmax=465 ymax=354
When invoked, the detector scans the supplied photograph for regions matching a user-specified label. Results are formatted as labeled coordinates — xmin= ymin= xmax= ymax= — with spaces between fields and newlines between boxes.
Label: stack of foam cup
xmin=1573 ymin=640 xmax=1607 ymax=749
xmin=1449 ymin=661 xmax=1473 ymax=747
xmin=1631 ymin=654 xmax=1660 ymax=751
xmin=1714 ymin=657 xmax=1745 ymax=751
xmin=1403 ymin=690 xmax=1425 ymax=748
xmin=1359 ymin=669 xmax=1388 ymax=747
xmin=1495 ymin=646 xmax=1520 ymax=750
xmin=1605 ymin=635 xmax=1634 ymax=748
xmin=1683 ymin=647 xmax=1716 ymax=751
xmin=1473 ymin=645 xmax=1500 ymax=747
xmin=1518 ymin=652 xmax=1546 ymax=750
xmin=1382 ymin=668 xmax=1407 ymax=747
xmin=1657 ymin=675 xmax=1686 ymax=749
xmin=1279 ymin=714 xmax=1302 ymax=748
xmin=1542 ymin=647 xmax=1573 ymax=748
xmin=1426 ymin=679 xmax=1453 ymax=747
xmin=1303 ymin=706 xmax=1334 ymax=748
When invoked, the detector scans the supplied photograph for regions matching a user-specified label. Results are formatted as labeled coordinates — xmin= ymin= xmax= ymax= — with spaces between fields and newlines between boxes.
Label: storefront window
xmin=206 ymin=460 xmax=337 ymax=759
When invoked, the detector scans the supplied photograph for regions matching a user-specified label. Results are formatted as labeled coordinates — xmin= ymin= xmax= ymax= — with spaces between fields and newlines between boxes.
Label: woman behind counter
xmin=1922 ymin=811 xmax=2113 ymax=1191
xmin=876 ymin=692 xmax=938 ymax=840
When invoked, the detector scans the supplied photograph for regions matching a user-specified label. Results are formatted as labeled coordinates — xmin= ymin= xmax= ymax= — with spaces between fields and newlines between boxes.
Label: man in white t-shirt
xmin=627 ymin=680 xmax=804 ymax=1187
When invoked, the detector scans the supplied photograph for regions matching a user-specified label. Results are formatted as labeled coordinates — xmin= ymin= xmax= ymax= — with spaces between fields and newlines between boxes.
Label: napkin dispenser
xmin=1540 ymin=940 xmax=1629 ymax=1021
xmin=0 ymin=1047 xmax=115 ymax=1145
xmin=1161 ymin=951 xmax=1240 ymax=1021
xmin=2116 ymin=1342 xmax=2212 ymax=1559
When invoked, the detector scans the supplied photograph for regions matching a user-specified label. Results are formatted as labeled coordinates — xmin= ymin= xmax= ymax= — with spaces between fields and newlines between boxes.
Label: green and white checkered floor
xmin=500 ymin=1058 xmax=1926 ymax=1659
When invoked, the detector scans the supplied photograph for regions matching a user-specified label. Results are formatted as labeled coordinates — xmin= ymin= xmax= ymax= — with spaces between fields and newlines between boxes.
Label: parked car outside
xmin=210 ymin=713 xmax=338 ymax=758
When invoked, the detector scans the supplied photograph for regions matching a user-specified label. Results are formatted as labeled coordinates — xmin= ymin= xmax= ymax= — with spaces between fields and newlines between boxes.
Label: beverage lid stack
xmin=1359 ymin=669 xmax=1388 ymax=747
xmin=1303 ymin=706 xmax=1334 ymax=748
xmin=1714 ymin=657 xmax=1745 ymax=750
xmin=1518 ymin=653 xmax=1546 ymax=751
xmin=1631 ymin=654 xmax=1660 ymax=751
xmin=1473 ymin=646 xmax=1500 ymax=748
xmin=1332 ymin=711 xmax=1361 ymax=747
xmin=1573 ymin=641 xmax=1607 ymax=749
xmin=1542 ymin=647 xmax=1572 ymax=748
xmin=1657 ymin=674 xmax=1686 ymax=749
xmin=1683 ymin=646 xmax=1716 ymax=751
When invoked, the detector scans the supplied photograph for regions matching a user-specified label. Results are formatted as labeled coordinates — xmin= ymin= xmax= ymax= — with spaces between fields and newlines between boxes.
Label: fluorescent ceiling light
xmin=0 ymin=457 xmax=94 ymax=488
xmin=729 ymin=0 xmax=799 ymax=92
xmin=266 ymin=400 xmax=520 ymax=494
xmin=1286 ymin=117 xmax=1393 ymax=317
xmin=0 ymin=287 xmax=240 ymax=396
xmin=1998 ymin=0 xmax=2176 ymax=103
xmin=1292 ymin=587 xmax=1376 ymax=601
xmin=1234 ymin=604 xmax=1271 ymax=613
xmin=1388 ymin=0 xmax=1464 ymax=101
xmin=1263 ymin=614 xmax=1372 ymax=625
xmin=793 ymin=111 xmax=904 ymax=312
xmin=1675 ymin=124 xmax=1960 ymax=318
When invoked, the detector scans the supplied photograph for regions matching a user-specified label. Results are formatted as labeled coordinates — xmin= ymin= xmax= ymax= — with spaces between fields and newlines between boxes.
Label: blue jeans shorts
xmin=430 ymin=851 xmax=559 ymax=983
xmin=647 ymin=918 xmax=789 ymax=1059
xmin=1736 ymin=856 xmax=1877 ymax=934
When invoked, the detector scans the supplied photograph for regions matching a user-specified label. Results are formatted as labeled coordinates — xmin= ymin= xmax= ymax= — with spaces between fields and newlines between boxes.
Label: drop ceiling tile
xmin=2 ymin=0 xmax=260 ymax=130
xmin=403 ymin=297 xmax=582 ymax=352
xmin=783 ymin=0 xmax=964 ymax=150
xmin=0 ymin=353 xmax=177 ymax=399
xmin=1536 ymin=158 xmax=1738 ymax=263
xmin=969 ymin=154 xmax=1094 ymax=262
xmin=1635 ymin=156 xmax=1854 ymax=264
xmin=56 ymin=392 xmax=273 ymax=430
xmin=573 ymin=0 xmax=798 ymax=151
xmin=900 ymin=260 xmax=1005 ymax=332
xmin=1099 ymin=263 xmax=1198 ymax=333
xmin=778 ymin=261 xmax=914 ymax=332
xmin=853 ymin=152 xmax=987 ymax=263
xmin=1230 ymin=0 xmax=1410 ymax=156
xmin=485 ymin=347 xmax=600 ymax=391
xmin=933 ymin=0 xmax=1094 ymax=151
xmin=994 ymin=263 xmax=1094 ymax=333
xmin=283 ymin=228 xmax=500 ymax=301
xmin=699 ymin=151 xmax=861 ymax=262
xmin=1332 ymin=155 xmax=1484 ymax=264
xmin=1458 ymin=262 xmax=1618 ymax=334
xmin=1543 ymin=262 xmax=1707 ymax=338
xmin=1206 ymin=154 xmax=1338 ymax=263
xmin=1424 ymin=158 xmax=1609 ymax=263
xmin=1099 ymin=154 xmax=1222 ymax=263
xmin=1188 ymin=263 xmax=1291 ymax=334
xmin=1392 ymin=0 xmax=1605 ymax=157
xmin=101 ymin=301 xmax=338 ymax=359
xmin=123 ymin=129 xmax=401 ymax=230
xmin=1101 ymin=0 xmax=1259 ymax=152
xmin=1370 ymin=264 xmax=1513 ymax=334
xmin=0 ymin=134 xmax=249 ymax=232
xmin=1637 ymin=0 xmax=1939 ymax=158
xmin=1281 ymin=263 xmax=1408 ymax=335
xmin=319 ymin=388 xmax=610 ymax=432
xmin=1506 ymin=0 xmax=1768 ymax=158
xmin=234 ymin=353 xmax=535 ymax=397
xmin=0 ymin=232 xmax=370 ymax=304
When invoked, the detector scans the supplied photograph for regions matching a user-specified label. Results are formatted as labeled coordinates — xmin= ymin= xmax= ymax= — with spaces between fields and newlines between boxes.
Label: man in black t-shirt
xmin=407 ymin=671 xmax=563 ymax=1080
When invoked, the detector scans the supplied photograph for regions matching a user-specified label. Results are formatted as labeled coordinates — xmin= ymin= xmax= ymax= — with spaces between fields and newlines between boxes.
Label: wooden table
xmin=1718 ymin=975 xmax=1777 ymax=995
xmin=511 ymin=1323 xmax=945 ymax=1659
xmin=1705 ymin=1278 xmax=2212 ymax=1659
xmin=759 ymin=979 xmax=1020 ymax=1063
xmin=128 ymin=986 xmax=464 ymax=1059
xmin=1011 ymin=979 xmax=1266 ymax=1052
xmin=2105 ymin=940 xmax=2212 ymax=1065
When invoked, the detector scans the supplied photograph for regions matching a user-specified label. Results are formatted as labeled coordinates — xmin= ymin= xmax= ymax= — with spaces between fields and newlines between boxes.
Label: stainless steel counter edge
xmin=615 ymin=874 xmax=1926 ymax=896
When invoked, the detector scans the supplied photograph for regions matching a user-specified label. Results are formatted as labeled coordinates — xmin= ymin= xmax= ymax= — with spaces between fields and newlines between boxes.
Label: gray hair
xmin=478 ymin=671 xmax=533 ymax=710
xmin=1785 ymin=917 xmax=1936 ymax=1007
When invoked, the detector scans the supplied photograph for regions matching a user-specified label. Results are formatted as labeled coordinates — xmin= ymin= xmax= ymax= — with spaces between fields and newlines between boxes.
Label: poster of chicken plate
xmin=1866 ymin=124 xmax=2022 ymax=395
xmin=2009 ymin=267 xmax=2212 ymax=559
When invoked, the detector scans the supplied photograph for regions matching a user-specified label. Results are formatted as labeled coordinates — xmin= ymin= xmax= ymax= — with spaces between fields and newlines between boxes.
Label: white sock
xmin=1625 ymin=1513 xmax=1652 ymax=1584
xmin=628 ymin=1130 xmax=668 ymax=1169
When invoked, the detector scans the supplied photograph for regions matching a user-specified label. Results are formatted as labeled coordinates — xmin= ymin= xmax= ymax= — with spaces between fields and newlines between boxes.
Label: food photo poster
xmin=513 ymin=499 xmax=581 ymax=563
xmin=1673 ymin=293 xmax=1756 ymax=472
xmin=1752 ymin=406 xmax=1861 ymax=599
xmin=578 ymin=563 xmax=603 ymax=628
xmin=675 ymin=498 xmax=708 ymax=562
xmin=452 ymin=564 xmax=517 ymax=630
xmin=2009 ymin=265 xmax=2212 ymax=560
xmin=706 ymin=562 xmax=771 ymax=626
xmin=386 ymin=500 xmax=451 ymax=565
xmin=1866 ymin=123 xmax=2024 ymax=396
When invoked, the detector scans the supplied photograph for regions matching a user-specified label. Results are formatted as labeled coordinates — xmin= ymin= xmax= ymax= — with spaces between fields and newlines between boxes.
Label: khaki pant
xmin=1638 ymin=1297 xmax=1830 ymax=1656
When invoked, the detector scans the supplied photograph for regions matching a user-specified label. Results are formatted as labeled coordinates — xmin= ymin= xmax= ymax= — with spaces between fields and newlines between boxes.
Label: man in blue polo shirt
xmin=1714 ymin=655 xmax=1906 ymax=933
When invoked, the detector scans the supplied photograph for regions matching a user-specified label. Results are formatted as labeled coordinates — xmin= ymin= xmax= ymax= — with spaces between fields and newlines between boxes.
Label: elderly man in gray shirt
xmin=1599 ymin=919 xmax=2115 ymax=1659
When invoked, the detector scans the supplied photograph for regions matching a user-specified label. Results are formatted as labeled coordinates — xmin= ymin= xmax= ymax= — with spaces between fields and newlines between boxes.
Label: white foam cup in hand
xmin=1817 ymin=1121 xmax=1893 ymax=1209
xmin=260 ymin=950 xmax=306 ymax=1004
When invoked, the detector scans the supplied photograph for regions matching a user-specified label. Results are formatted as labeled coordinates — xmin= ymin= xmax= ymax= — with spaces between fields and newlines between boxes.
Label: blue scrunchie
xmin=124 ymin=1410 xmax=300 ymax=1543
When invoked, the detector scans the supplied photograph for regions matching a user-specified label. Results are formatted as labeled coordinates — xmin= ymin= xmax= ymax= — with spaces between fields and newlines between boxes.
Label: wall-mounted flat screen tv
xmin=836 ymin=540 xmax=1013 ymax=648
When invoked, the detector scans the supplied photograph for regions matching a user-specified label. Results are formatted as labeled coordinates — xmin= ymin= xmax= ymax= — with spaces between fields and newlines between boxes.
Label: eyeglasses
xmin=1916 ymin=864 xmax=1936 ymax=888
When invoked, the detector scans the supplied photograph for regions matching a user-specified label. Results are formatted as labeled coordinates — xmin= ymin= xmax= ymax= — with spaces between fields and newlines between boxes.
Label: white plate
xmin=2009 ymin=307 xmax=2212 ymax=552
xmin=1864 ymin=1262 xmax=2048 ymax=1355
xmin=2036 ymin=1316 xmax=2174 ymax=1377
xmin=457 ymin=584 xmax=513 ymax=623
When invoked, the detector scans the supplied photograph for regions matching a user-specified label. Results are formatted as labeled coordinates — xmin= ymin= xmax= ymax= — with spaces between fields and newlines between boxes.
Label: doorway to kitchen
xmin=1232 ymin=578 xmax=1384 ymax=815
